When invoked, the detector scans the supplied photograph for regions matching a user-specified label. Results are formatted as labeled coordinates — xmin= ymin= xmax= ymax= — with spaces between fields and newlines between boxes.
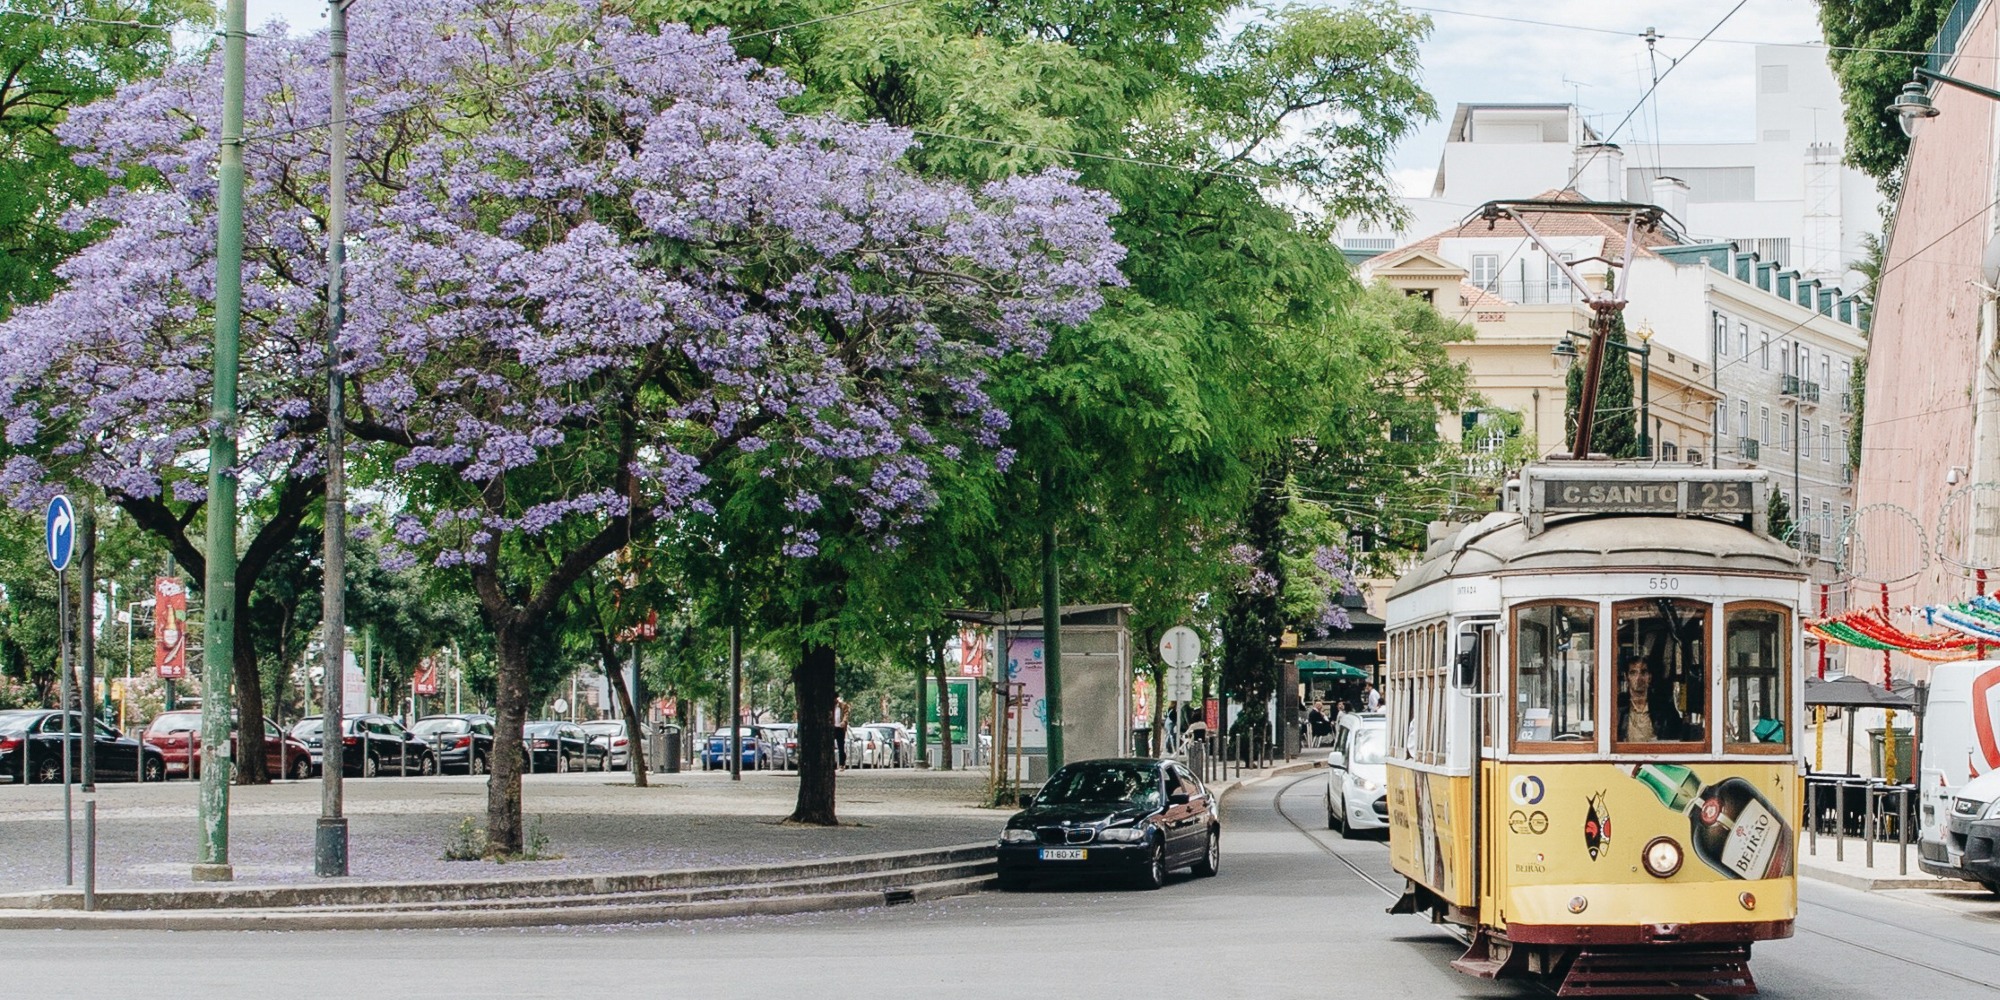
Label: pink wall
xmin=1852 ymin=4 xmax=2000 ymax=682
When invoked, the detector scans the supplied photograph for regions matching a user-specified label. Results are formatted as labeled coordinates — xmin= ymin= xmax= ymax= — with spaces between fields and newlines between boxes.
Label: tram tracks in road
xmin=1265 ymin=772 xmax=2000 ymax=997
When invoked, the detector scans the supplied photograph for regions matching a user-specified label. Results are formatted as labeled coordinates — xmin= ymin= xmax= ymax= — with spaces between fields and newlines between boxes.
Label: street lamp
xmin=1889 ymin=69 xmax=2000 ymax=138
xmin=1554 ymin=323 xmax=1654 ymax=458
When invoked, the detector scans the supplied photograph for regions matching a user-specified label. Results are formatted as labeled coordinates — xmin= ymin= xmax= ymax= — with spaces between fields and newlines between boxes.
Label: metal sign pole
xmin=58 ymin=565 xmax=72 ymax=885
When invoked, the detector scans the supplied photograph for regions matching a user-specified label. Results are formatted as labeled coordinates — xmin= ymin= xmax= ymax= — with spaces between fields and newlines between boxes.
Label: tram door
xmin=1457 ymin=618 xmax=1502 ymax=923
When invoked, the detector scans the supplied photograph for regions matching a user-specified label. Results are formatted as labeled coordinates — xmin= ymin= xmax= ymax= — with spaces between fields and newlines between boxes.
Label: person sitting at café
xmin=1617 ymin=652 xmax=1687 ymax=742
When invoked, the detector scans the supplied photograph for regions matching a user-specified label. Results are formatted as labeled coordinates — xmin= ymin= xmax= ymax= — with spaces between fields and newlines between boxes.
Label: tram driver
xmin=1616 ymin=652 xmax=1688 ymax=742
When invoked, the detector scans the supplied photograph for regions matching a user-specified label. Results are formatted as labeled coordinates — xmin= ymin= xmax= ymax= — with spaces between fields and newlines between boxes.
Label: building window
xmin=1840 ymin=359 xmax=1851 ymax=388
xmin=1715 ymin=313 xmax=1729 ymax=356
xmin=1470 ymin=254 xmax=1498 ymax=289
xmin=1548 ymin=253 xmax=1573 ymax=297
xmin=1761 ymin=335 xmax=1771 ymax=370
xmin=1796 ymin=343 xmax=1810 ymax=380
xmin=1739 ymin=323 xmax=1750 ymax=358
xmin=1738 ymin=401 xmax=1749 ymax=439
xmin=1760 ymin=407 xmax=1770 ymax=445
xmin=1821 ymin=422 xmax=1832 ymax=461
xmin=1779 ymin=340 xmax=1791 ymax=376
xmin=1820 ymin=354 xmax=1830 ymax=389
xmin=1664 ymin=441 xmax=1679 ymax=461
xmin=1780 ymin=413 xmax=1791 ymax=452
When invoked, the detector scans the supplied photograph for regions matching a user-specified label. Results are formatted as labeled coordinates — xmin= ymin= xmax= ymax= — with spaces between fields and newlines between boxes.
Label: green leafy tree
xmin=1768 ymin=489 xmax=1797 ymax=542
xmin=0 ymin=0 xmax=214 ymax=318
xmin=1818 ymin=0 xmax=1958 ymax=192
xmin=1563 ymin=312 xmax=1639 ymax=459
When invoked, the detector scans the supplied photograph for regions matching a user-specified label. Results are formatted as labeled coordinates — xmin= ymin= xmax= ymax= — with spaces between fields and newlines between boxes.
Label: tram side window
xmin=1725 ymin=605 xmax=1789 ymax=750
xmin=1614 ymin=599 xmax=1708 ymax=746
xmin=1513 ymin=602 xmax=1596 ymax=745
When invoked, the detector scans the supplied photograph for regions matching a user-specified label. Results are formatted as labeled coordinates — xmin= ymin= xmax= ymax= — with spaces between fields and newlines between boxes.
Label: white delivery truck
xmin=1916 ymin=660 xmax=2000 ymax=892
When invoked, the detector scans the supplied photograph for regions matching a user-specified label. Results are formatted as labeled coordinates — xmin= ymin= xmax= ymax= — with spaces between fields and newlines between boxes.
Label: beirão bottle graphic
xmin=1625 ymin=763 xmax=1792 ymax=880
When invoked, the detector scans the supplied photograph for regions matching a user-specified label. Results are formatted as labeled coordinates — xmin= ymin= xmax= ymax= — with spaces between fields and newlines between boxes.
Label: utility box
xmin=988 ymin=604 xmax=1133 ymax=776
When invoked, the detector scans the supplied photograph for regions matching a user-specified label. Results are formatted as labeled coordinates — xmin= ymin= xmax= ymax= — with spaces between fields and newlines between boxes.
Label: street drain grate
xmin=882 ymin=888 xmax=916 ymax=906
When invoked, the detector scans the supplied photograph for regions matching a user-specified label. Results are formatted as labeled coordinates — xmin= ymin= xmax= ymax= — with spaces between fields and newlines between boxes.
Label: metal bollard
xmin=1807 ymin=782 xmax=1817 ymax=856
xmin=1865 ymin=782 xmax=1876 ymax=869
xmin=1835 ymin=780 xmax=1846 ymax=862
xmin=1899 ymin=786 xmax=1910 ymax=876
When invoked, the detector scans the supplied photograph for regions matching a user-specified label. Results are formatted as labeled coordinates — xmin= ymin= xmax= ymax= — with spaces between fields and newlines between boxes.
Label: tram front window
xmin=1614 ymin=599 xmax=1707 ymax=747
xmin=1513 ymin=602 xmax=1596 ymax=746
xmin=1725 ymin=604 xmax=1789 ymax=750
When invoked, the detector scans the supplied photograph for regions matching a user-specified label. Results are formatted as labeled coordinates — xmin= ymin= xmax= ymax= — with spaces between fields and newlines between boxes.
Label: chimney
xmin=1650 ymin=175 xmax=1690 ymax=232
xmin=1572 ymin=142 xmax=1624 ymax=201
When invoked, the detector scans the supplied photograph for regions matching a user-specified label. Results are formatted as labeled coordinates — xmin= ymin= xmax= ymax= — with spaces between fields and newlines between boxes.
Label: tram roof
xmin=1388 ymin=510 xmax=1805 ymax=600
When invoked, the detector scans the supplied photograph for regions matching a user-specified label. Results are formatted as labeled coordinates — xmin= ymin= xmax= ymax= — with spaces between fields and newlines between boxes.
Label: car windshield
xmin=413 ymin=719 xmax=468 ymax=737
xmin=147 ymin=713 xmax=202 ymax=734
xmin=1035 ymin=763 xmax=1161 ymax=808
xmin=292 ymin=719 xmax=323 ymax=737
xmin=1351 ymin=729 xmax=1385 ymax=766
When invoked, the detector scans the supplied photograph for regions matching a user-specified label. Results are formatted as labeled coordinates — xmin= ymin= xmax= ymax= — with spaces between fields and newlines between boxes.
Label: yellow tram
xmin=1383 ymin=463 xmax=1804 ymax=997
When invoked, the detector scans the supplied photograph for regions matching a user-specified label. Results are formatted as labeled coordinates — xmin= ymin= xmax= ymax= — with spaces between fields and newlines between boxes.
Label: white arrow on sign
xmin=1159 ymin=625 xmax=1201 ymax=668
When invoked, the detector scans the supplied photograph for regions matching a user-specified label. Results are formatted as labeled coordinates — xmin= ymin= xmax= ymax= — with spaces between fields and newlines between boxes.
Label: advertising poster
xmin=1132 ymin=676 xmax=1152 ymax=730
xmin=1004 ymin=637 xmax=1048 ymax=752
xmin=957 ymin=628 xmax=987 ymax=678
xmin=413 ymin=656 xmax=440 ymax=695
xmin=924 ymin=677 xmax=975 ymax=745
xmin=153 ymin=576 xmax=188 ymax=679
xmin=343 ymin=649 xmax=367 ymax=714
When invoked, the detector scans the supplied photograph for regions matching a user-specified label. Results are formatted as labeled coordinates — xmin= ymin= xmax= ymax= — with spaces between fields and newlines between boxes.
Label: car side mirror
xmin=1168 ymin=791 xmax=1191 ymax=806
xmin=1326 ymin=750 xmax=1345 ymax=770
xmin=1018 ymin=794 xmax=1035 ymax=809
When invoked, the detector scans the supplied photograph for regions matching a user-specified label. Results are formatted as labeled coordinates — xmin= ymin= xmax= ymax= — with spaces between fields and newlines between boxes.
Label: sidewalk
xmin=0 ymin=759 xmax=1311 ymax=925
xmin=1796 ymin=832 xmax=1985 ymax=892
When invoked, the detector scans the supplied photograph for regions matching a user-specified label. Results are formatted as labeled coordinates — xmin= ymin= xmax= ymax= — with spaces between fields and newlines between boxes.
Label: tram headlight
xmin=1642 ymin=836 xmax=1684 ymax=878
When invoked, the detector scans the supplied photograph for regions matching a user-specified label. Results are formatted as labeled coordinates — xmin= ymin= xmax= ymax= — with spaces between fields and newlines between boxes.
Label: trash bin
xmin=657 ymin=724 xmax=681 ymax=774
xmin=1868 ymin=727 xmax=1915 ymax=784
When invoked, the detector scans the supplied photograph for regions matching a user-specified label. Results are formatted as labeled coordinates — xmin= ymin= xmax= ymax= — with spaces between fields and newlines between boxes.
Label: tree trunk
xmin=231 ymin=609 xmax=269 ymax=784
xmin=487 ymin=620 xmax=529 ymax=855
xmin=788 ymin=640 xmax=838 ymax=825
xmin=932 ymin=629 xmax=952 ymax=771
xmin=596 ymin=632 xmax=648 ymax=787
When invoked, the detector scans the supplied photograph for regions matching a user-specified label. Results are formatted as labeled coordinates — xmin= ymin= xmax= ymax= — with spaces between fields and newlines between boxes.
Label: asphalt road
xmin=2 ymin=774 xmax=1998 ymax=998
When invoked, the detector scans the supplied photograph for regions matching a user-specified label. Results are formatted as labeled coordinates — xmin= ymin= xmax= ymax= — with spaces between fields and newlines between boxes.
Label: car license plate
xmin=1039 ymin=848 xmax=1086 ymax=861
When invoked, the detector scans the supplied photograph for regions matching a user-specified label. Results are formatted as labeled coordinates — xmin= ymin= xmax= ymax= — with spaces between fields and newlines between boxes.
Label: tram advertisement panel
xmin=1386 ymin=767 xmax=1473 ymax=904
xmin=1489 ymin=761 xmax=1799 ymax=926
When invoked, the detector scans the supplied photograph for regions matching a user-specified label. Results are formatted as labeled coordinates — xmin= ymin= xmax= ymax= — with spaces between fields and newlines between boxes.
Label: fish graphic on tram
xmin=1382 ymin=462 xmax=1804 ymax=997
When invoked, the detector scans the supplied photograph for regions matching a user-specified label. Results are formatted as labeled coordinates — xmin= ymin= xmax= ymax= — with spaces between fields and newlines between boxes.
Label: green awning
xmin=1296 ymin=658 xmax=1366 ymax=679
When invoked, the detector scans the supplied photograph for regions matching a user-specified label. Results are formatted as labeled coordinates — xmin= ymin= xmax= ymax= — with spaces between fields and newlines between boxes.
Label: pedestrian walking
xmin=1363 ymin=680 xmax=1382 ymax=712
xmin=833 ymin=695 xmax=850 ymax=770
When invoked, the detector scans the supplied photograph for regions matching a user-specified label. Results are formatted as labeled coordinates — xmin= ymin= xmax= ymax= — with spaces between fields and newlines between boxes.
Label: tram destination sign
xmin=1536 ymin=477 xmax=1755 ymax=515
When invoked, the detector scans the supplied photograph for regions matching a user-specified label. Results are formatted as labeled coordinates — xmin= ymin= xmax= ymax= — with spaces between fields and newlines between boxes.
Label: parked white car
xmin=1325 ymin=712 xmax=1387 ymax=838
xmin=865 ymin=722 xmax=914 ymax=767
xmin=845 ymin=725 xmax=893 ymax=768
xmin=581 ymin=719 xmax=644 ymax=771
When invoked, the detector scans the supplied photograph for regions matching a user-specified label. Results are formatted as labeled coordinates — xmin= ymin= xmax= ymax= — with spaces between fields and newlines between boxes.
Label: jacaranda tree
xmin=1 ymin=0 xmax=1122 ymax=849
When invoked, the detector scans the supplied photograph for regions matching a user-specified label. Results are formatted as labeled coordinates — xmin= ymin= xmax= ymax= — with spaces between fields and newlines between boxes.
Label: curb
xmin=1798 ymin=861 xmax=1984 ymax=892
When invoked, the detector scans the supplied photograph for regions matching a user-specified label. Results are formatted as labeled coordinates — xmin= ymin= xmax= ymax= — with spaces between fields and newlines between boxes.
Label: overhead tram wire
xmin=1403 ymin=4 xmax=1993 ymax=61
xmin=1446 ymin=0 xmax=1749 ymax=331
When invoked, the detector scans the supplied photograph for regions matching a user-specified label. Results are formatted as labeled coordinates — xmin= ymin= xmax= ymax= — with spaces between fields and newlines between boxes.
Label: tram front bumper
xmin=1505 ymin=879 xmax=1795 ymax=944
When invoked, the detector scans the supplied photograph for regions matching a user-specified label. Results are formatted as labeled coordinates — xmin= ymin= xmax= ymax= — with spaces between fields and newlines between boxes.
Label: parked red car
xmin=142 ymin=711 xmax=314 ymax=780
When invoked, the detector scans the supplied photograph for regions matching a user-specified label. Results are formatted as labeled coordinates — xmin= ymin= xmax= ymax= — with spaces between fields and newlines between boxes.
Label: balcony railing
xmin=1468 ymin=279 xmax=1584 ymax=306
xmin=1782 ymin=375 xmax=1820 ymax=404
xmin=1739 ymin=437 xmax=1760 ymax=461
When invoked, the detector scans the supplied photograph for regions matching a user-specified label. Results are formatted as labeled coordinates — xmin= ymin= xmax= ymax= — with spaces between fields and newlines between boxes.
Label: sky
xmin=241 ymin=0 xmax=1834 ymax=196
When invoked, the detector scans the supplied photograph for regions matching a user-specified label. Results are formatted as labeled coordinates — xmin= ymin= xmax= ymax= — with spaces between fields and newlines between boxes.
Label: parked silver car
xmin=756 ymin=723 xmax=797 ymax=769
xmin=844 ymin=724 xmax=893 ymax=768
xmin=581 ymin=719 xmax=645 ymax=771
xmin=865 ymin=722 xmax=914 ymax=767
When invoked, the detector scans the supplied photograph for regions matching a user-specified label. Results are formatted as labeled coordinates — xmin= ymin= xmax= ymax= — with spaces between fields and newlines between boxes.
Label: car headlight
xmin=1000 ymin=828 xmax=1036 ymax=844
xmin=1982 ymin=797 xmax=2000 ymax=821
xmin=1350 ymin=775 xmax=1381 ymax=794
xmin=1097 ymin=825 xmax=1148 ymax=843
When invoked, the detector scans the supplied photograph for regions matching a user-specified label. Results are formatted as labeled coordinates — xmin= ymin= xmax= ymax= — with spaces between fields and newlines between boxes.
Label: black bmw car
xmin=996 ymin=758 xmax=1220 ymax=890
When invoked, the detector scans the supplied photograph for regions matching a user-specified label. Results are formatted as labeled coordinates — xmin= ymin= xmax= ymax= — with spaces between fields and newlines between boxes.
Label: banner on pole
xmin=413 ymin=656 xmax=440 ymax=695
xmin=957 ymin=628 xmax=987 ymax=678
xmin=153 ymin=576 xmax=188 ymax=679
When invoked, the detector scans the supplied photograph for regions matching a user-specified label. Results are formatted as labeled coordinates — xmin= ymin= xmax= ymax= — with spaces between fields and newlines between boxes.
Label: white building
xmin=1343 ymin=45 xmax=1882 ymax=289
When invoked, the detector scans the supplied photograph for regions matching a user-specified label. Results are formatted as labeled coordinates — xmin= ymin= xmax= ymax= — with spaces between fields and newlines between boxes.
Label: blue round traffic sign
xmin=45 ymin=495 xmax=74 ymax=572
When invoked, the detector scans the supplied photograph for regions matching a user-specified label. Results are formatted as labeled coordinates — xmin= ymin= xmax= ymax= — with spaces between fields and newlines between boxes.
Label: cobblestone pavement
xmin=0 ymin=768 xmax=1011 ymax=893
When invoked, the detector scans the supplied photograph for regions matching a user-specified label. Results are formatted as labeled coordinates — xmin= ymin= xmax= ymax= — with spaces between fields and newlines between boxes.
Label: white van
xmin=1916 ymin=661 xmax=2000 ymax=889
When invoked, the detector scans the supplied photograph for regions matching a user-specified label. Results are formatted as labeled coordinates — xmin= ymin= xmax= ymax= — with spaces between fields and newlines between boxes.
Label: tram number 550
xmin=1646 ymin=576 xmax=1681 ymax=592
